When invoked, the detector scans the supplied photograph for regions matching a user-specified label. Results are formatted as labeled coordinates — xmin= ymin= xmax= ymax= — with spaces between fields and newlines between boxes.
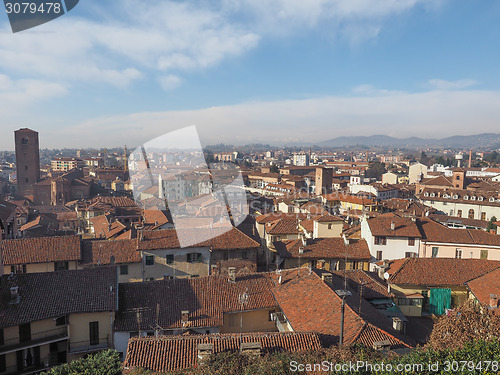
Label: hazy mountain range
xmin=313 ymin=133 xmax=500 ymax=148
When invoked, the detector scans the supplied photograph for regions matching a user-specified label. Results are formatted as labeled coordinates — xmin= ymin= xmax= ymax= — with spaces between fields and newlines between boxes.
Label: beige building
xmin=51 ymin=158 xmax=84 ymax=172
xmin=1 ymin=236 xmax=82 ymax=275
xmin=0 ymin=267 xmax=117 ymax=374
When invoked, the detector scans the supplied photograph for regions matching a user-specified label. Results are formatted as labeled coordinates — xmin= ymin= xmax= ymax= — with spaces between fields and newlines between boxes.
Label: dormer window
xmin=478 ymin=196 xmax=483 ymax=201
xmin=453 ymin=194 xmax=458 ymax=199
xmin=430 ymin=192 xmax=435 ymax=197
xmin=490 ymin=197 xmax=495 ymax=202
xmin=464 ymin=195 xmax=469 ymax=200
xmin=471 ymin=196 xmax=476 ymax=201
xmin=443 ymin=194 xmax=449 ymax=198
xmin=424 ymin=192 xmax=429 ymax=197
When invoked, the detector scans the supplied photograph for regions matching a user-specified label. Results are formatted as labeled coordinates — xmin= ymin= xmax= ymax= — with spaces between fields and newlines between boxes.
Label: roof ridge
xmin=388 ymin=258 xmax=412 ymax=283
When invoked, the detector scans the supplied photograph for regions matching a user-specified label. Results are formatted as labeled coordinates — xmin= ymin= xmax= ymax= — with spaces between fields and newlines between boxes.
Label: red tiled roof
xmin=137 ymin=228 xmax=260 ymax=251
xmin=466 ymin=268 xmax=500 ymax=308
xmin=270 ymin=269 xmax=411 ymax=348
xmin=115 ymin=274 xmax=277 ymax=332
xmin=255 ymin=212 xmax=308 ymax=224
xmin=82 ymin=239 xmax=141 ymax=265
xmin=274 ymin=238 xmax=370 ymax=260
xmin=266 ymin=219 xmax=300 ymax=235
xmin=0 ymin=267 xmax=117 ymax=328
xmin=125 ymin=332 xmax=322 ymax=372
xmin=142 ymin=210 xmax=169 ymax=228
xmin=1 ymin=235 xmax=81 ymax=265
xmin=367 ymin=214 xmax=422 ymax=238
xmin=417 ymin=218 xmax=500 ymax=246
xmin=387 ymin=258 xmax=500 ymax=286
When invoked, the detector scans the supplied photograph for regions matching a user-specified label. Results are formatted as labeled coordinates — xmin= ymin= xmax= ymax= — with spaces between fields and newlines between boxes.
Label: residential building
xmin=417 ymin=217 xmax=500 ymax=260
xmin=1 ymin=236 xmax=82 ymax=275
xmin=378 ymin=258 xmax=500 ymax=317
xmin=361 ymin=214 xmax=421 ymax=262
xmin=50 ymin=158 xmax=84 ymax=172
xmin=114 ymin=273 xmax=278 ymax=357
xmin=408 ymin=162 xmax=427 ymax=184
xmin=0 ymin=267 xmax=117 ymax=373
xmin=274 ymin=237 xmax=371 ymax=271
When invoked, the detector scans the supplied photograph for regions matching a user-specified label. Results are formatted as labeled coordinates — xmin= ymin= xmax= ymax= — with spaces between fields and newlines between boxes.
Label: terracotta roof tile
xmin=367 ymin=215 xmax=421 ymax=238
xmin=387 ymin=258 xmax=500 ymax=286
xmin=82 ymin=239 xmax=141 ymax=265
xmin=275 ymin=238 xmax=370 ymax=260
xmin=466 ymin=268 xmax=500 ymax=308
xmin=115 ymin=274 xmax=277 ymax=332
xmin=0 ymin=267 xmax=117 ymax=328
xmin=270 ymin=269 xmax=411 ymax=348
xmin=1 ymin=235 xmax=81 ymax=265
xmin=125 ymin=332 xmax=322 ymax=372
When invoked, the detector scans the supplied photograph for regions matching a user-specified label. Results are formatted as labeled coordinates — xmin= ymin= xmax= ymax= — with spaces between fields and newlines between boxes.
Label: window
xmin=120 ymin=265 xmax=129 ymax=275
xmin=405 ymin=252 xmax=412 ymax=258
xmin=0 ymin=354 xmax=5 ymax=373
xmin=187 ymin=253 xmax=202 ymax=263
xmin=449 ymin=210 xmax=454 ymax=216
xmin=481 ymin=250 xmax=488 ymax=260
xmin=0 ymin=329 xmax=3 ymax=345
xmin=481 ymin=212 xmax=487 ymax=221
xmin=24 ymin=165 xmax=28 ymax=171
xmin=376 ymin=251 xmax=383 ymax=260
xmin=11 ymin=264 xmax=26 ymax=274
xmin=457 ymin=210 xmax=462 ymax=217
xmin=145 ymin=255 xmax=154 ymax=266
xmin=55 ymin=315 xmax=68 ymax=326
xmin=328 ymin=223 xmax=332 ymax=229
xmin=19 ymin=323 xmax=31 ymax=343
xmin=455 ymin=248 xmax=462 ymax=259
xmin=166 ymin=254 xmax=174 ymax=264
xmin=432 ymin=247 xmax=439 ymax=258
xmin=468 ymin=209 xmax=475 ymax=219
xmin=89 ymin=321 xmax=99 ymax=346
xmin=408 ymin=238 xmax=415 ymax=246
xmin=374 ymin=236 xmax=387 ymax=245
xmin=54 ymin=261 xmax=69 ymax=271
xmin=190 ymin=274 xmax=199 ymax=278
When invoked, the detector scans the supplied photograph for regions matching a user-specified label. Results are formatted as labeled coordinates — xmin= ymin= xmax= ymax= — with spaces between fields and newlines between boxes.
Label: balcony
xmin=0 ymin=326 xmax=68 ymax=355
xmin=68 ymin=336 xmax=110 ymax=355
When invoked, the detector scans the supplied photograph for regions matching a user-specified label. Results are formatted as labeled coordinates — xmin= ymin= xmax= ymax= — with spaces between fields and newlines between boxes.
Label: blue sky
xmin=1 ymin=0 xmax=500 ymax=149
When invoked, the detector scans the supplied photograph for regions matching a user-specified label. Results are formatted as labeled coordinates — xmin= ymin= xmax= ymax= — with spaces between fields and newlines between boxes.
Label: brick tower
xmin=15 ymin=128 xmax=40 ymax=198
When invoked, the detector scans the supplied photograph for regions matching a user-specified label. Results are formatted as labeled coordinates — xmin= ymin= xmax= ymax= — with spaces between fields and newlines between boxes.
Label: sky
xmin=1 ymin=0 xmax=500 ymax=150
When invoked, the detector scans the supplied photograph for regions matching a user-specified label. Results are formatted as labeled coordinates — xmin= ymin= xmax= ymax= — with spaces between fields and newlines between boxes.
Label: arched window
xmin=468 ymin=209 xmax=475 ymax=219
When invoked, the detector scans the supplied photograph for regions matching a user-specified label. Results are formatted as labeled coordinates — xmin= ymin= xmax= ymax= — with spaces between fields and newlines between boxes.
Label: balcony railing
xmin=0 ymin=326 xmax=68 ymax=355
xmin=68 ymin=336 xmax=110 ymax=354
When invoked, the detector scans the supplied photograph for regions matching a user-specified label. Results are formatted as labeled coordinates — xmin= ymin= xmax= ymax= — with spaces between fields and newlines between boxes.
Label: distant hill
xmin=317 ymin=133 xmax=500 ymax=148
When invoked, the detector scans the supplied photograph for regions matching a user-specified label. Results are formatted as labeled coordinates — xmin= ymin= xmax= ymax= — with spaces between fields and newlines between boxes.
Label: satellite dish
xmin=383 ymin=272 xmax=390 ymax=280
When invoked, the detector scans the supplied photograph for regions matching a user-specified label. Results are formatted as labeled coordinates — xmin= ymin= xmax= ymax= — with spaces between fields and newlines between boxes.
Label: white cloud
xmin=0 ymin=0 xmax=439 ymax=91
xmin=0 ymin=74 xmax=67 ymax=115
xmin=51 ymin=87 xmax=500 ymax=148
xmin=159 ymin=74 xmax=183 ymax=91
xmin=428 ymin=79 xmax=478 ymax=90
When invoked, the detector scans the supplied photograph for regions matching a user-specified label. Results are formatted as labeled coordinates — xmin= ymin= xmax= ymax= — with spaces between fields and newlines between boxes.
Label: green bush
xmin=41 ymin=349 xmax=122 ymax=375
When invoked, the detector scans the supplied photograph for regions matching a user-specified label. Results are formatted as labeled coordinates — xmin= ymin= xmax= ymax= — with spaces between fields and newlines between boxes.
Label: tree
xmin=42 ymin=349 xmax=122 ymax=375
xmin=487 ymin=216 xmax=498 ymax=232
xmin=420 ymin=151 xmax=430 ymax=166
xmin=366 ymin=161 xmax=386 ymax=181
xmin=269 ymin=164 xmax=279 ymax=174
xmin=428 ymin=299 xmax=500 ymax=350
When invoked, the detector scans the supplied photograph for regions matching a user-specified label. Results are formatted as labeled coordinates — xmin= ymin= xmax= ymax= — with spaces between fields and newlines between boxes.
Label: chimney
xmin=181 ymin=310 xmax=189 ymax=325
xmin=489 ymin=294 xmax=499 ymax=309
xmin=9 ymin=286 xmax=20 ymax=304
xmin=197 ymin=343 xmax=213 ymax=364
xmin=373 ymin=340 xmax=391 ymax=351
xmin=228 ymin=267 xmax=236 ymax=283
xmin=298 ymin=246 xmax=304 ymax=255
xmin=240 ymin=342 xmax=261 ymax=357
xmin=390 ymin=221 xmax=395 ymax=231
